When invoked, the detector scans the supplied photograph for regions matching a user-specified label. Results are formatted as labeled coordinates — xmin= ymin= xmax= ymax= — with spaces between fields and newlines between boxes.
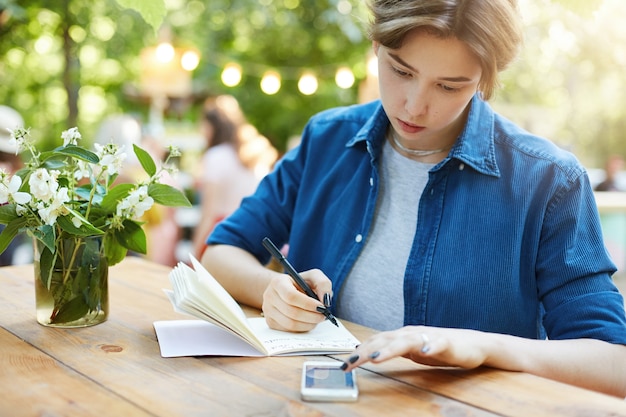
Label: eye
xmin=390 ymin=65 xmax=411 ymax=78
xmin=439 ymin=84 xmax=460 ymax=92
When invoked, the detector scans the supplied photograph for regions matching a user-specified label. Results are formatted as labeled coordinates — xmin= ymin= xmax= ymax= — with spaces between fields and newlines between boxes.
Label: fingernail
xmin=323 ymin=293 xmax=331 ymax=307
xmin=340 ymin=362 xmax=348 ymax=370
xmin=421 ymin=345 xmax=430 ymax=354
xmin=369 ymin=351 xmax=380 ymax=359
xmin=348 ymin=354 xmax=359 ymax=364
xmin=316 ymin=306 xmax=327 ymax=314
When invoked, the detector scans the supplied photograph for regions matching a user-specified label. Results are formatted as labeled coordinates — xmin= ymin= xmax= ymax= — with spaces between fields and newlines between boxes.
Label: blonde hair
xmin=368 ymin=0 xmax=523 ymax=100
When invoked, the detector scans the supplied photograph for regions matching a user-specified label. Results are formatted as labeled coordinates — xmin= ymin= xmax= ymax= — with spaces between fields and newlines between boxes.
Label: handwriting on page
xmin=264 ymin=337 xmax=358 ymax=352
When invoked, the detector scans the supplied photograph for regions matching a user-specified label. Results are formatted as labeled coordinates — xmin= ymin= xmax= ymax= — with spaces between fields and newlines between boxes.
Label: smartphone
xmin=300 ymin=361 xmax=358 ymax=402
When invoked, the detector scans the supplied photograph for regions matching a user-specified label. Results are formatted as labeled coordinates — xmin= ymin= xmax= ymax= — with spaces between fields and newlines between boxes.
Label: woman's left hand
xmin=341 ymin=325 xmax=490 ymax=371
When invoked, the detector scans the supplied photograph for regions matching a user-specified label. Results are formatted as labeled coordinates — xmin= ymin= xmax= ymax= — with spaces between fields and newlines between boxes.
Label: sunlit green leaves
xmin=113 ymin=0 xmax=166 ymax=33
xmin=112 ymin=219 xmax=147 ymax=255
xmin=0 ymin=216 xmax=28 ymax=255
xmin=148 ymin=183 xmax=192 ymax=207
xmin=133 ymin=143 xmax=156 ymax=177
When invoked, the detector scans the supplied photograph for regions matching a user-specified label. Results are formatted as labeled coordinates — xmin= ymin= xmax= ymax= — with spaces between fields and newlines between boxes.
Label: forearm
xmin=483 ymin=333 xmax=626 ymax=397
xmin=201 ymin=244 xmax=277 ymax=309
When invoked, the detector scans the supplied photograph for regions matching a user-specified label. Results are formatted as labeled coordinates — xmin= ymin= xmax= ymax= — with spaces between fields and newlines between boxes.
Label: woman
xmin=192 ymin=95 xmax=277 ymax=258
xmin=202 ymin=0 xmax=626 ymax=397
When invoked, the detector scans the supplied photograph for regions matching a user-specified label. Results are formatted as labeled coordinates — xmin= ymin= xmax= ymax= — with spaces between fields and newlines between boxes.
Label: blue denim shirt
xmin=209 ymin=96 xmax=626 ymax=343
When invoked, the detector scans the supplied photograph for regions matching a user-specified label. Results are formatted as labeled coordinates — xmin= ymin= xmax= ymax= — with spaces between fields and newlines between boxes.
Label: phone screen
xmin=304 ymin=365 xmax=355 ymax=389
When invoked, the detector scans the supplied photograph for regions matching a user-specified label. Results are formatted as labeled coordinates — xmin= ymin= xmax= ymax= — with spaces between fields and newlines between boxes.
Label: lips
xmin=397 ymin=119 xmax=425 ymax=134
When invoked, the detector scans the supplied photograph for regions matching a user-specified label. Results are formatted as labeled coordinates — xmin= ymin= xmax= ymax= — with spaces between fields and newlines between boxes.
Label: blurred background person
xmin=594 ymin=154 xmax=624 ymax=192
xmin=0 ymin=105 xmax=31 ymax=265
xmin=95 ymin=114 xmax=182 ymax=267
xmin=191 ymin=95 xmax=277 ymax=259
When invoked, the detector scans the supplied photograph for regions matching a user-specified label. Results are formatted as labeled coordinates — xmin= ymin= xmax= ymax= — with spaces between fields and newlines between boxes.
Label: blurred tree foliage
xmin=493 ymin=0 xmax=626 ymax=166
xmin=0 ymin=0 xmax=625 ymax=166
xmin=0 ymin=0 xmax=371 ymax=152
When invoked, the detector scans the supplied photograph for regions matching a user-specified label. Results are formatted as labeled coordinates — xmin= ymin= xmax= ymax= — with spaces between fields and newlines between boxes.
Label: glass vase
xmin=33 ymin=235 xmax=109 ymax=327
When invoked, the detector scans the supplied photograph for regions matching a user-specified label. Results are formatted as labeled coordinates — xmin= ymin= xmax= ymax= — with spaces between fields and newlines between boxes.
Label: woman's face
xmin=374 ymin=29 xmax=482 ymax=149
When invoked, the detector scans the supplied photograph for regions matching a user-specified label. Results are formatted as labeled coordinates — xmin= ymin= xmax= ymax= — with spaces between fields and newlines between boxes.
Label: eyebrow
xmin=388 ymin=52 xmax=474 ymax=83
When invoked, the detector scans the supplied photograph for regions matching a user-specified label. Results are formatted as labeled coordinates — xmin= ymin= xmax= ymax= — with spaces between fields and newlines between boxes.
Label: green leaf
xmin=50 ymin=295 xmax=90 ymax=324
xmin=0 ymin=204 xmax=19 ymax=224
xmin=133 ymin=144 xmax=157 ymax=177
xmin=36 ymin=243 xmax=55 ymax=290
xmin=31 ymin=225 xmax=56 ymax=253
xmin=56 ymin=214 xmax=104 ymax=237
xmin=0 ymin=216 xmax=28 ymax=255
xmin=148 ymin=183 xmax=192 ymax=207
xmin=114 ymin=219 xmax=147 ymax=254
xmin=53 ymin=146 xmax=100 ymax=164
xmin=104 ymin=233 xmax=128 ymax=266
xmin=101 ymin=183 xmax=134 ymax=211
xmin=114 ymin=0 xmax=166 ymax=34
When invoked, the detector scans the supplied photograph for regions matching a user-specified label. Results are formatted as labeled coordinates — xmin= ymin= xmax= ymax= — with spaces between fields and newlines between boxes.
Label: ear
xmin=372 ymin=41 xmax=380 ymax=55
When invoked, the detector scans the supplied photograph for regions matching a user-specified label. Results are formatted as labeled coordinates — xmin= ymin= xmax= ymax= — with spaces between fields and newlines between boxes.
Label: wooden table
xmin=2 ymin=257 xmax=626 ymax=417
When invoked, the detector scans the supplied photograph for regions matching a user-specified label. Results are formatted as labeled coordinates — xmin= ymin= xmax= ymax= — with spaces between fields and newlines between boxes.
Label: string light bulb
xmin=221 ymin=63 xmax=243 ymax=87
xmin=335 ymin=66 xmax=355 ymax=89
xmin=260 ymin=70 xmax=281 ymax=95
xmin=298 ymin=72 xmax=318 ymax=95
xmin=155 ymin=42 xmax=175 ymax=63
xmin=181 ymin=50 xmax=200 ymax=71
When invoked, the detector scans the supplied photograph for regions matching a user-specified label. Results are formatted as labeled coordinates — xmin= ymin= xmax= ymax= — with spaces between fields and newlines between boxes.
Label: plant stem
xmin=62 ymin=236 xmax=82 ymax=285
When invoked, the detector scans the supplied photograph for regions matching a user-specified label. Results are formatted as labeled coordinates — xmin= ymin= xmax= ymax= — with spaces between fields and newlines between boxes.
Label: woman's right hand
xmin=262 ymin=268 xmax=333 ymax=332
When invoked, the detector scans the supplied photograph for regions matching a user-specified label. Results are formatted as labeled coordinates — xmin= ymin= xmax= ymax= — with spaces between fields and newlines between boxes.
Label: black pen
xmin=262 ymin=237 xmax=339 ymax=327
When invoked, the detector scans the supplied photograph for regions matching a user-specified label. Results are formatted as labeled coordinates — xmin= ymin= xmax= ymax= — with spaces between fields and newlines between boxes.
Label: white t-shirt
xmin=336 ymin=140 xmax=434 ymax=331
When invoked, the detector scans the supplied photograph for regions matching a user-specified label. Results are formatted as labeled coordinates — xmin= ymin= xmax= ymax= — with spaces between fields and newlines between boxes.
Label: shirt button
xmin=355 ymin=234 xmax=363 ymax=243
xmin=459 ymin=163 xmax=465 ymax=171
xmin=369 ymin=177 xmax=373 ymax=186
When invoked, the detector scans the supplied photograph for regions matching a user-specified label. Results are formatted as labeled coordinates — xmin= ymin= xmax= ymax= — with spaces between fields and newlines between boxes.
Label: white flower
xmin=7 ymin=127 xmax=29 ymax=155
xmin=95 ymin=143 xmax=127 ymax=176
xmin=28 ymin=168 xmax=60 ymax=203
xmin=8 ymin=176 xmax=31 ymax=205
xmin=74 ymin=160 xmax=91 ymax=181
xmin=0 ymin=170 xmax=10 ymax=204
xmin=168 ymin=145 xmax=181 ymax=158
xmin=61 ymin=127 xmax=81 ymax=146
xmin=36 ymin=187 xmax=70 ymax=226
xmin=0 ymin=174 xmax=31 ymax=206
xmin=116 ymin=185 xmax=154 ymax=220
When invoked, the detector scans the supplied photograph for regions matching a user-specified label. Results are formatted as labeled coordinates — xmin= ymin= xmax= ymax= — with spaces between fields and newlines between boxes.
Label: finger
xmin=264 ymin=308 xmax=319 ymax=332
xmin=299 ymin=269 xmax=333 ymax=302
xmin=341 ymin=327 xmax=430 ymax=370
xmin=262 ymin=276 xmax=325 ymax=331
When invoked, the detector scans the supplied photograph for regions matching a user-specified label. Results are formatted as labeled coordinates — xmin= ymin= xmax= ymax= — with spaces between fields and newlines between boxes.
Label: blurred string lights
xmin=219 ymin=59 xmax=360 ymax=95
xmin=138 ymin=40 xmax=377 ymax=98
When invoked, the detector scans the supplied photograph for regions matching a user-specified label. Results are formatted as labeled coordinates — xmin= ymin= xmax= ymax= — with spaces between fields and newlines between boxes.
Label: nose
xmin=405 ymin=83 xmax=429 ymax=118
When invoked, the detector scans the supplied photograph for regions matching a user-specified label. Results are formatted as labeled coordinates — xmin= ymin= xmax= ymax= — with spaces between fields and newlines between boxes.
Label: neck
xmin=387 ymin=129 xmax=452 ymax=160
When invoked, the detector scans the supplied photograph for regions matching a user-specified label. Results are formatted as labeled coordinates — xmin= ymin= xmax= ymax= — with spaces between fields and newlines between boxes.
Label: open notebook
xmin=154 ymin=256 xmax=360 ymax=357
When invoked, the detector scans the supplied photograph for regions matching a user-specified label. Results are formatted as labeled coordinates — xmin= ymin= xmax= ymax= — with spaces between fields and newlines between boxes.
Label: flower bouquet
xmin=0 ymin=126 xmax=191 ymax=326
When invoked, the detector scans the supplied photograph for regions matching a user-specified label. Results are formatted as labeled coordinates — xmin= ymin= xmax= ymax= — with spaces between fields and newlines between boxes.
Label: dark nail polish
xmin=316 ymin=306 xmax=327 ymax=314
xmin=369 ymin=351 xmax=380 ymax=359
xmin=340 ymin=362 xmax=348 ymax=370
xmin=323 ymin=293 xmax=331 ymax=307
xmin=348 ymin=354 xmax=359 ymax=364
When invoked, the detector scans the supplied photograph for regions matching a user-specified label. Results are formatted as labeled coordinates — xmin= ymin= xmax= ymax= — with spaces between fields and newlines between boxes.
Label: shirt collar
xmin=348 ymin=95 xmax=500 ymax=177
xmin=451 ymin=94 xmax=500 ymax=177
